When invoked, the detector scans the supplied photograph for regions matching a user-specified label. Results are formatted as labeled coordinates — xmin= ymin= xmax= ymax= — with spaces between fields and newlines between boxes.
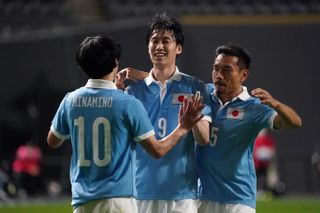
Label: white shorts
xmin=137 ymin=199 xmax=198 ymax=213
xmin=73 ymin=197 xmax=137 ymax=213
xmin=198 ymin=200 xmax=256 ymax=213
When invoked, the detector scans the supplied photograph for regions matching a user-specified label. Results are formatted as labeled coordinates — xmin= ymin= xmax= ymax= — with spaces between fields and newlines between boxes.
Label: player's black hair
xmin=146 ymin=13 xmax=184 ymax=46
xmin=76 ymin=35 xmax=121 ymax=79
xmin=215 ymin=43 xmax=251 ymax=69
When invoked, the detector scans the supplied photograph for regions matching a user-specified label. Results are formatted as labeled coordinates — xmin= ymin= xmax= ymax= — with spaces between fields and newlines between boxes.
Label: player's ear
xmin=240 ymin=69 xmax=249 ymax=83
xmin=176 ymin=44 xmax=182 ymax=55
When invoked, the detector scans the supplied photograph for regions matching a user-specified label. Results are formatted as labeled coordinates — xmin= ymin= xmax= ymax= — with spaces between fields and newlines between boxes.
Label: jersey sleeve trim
xmin=50 ymin=125 xmax=70 ymax=140
xmin=202 ymin=115 xmax=212 ymax=123
xmin=134 ymin=130 xmax=155 ymax=142
xmin=269 ymin=112 xmax=278 ymax=130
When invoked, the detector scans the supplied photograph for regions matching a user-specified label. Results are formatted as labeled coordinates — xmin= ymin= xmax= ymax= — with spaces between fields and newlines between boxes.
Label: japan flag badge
xmin=226 ymin=108 xmax=245 ymax=120
xmin=172 ymin=93 xmax=191 ymax=105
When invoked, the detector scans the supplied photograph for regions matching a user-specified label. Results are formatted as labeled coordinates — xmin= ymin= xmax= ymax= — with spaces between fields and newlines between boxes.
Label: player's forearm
xmin=140 ymin=125 xmax=189 ymax=159
xmin=272 ymin=101 xmax=302 ymax=129
xmin=130 ymin=69 xmax=149 ymax=80
xmin=156 ymin=125 xmax=189 ymax=157
xmin=192 ymin=120 xmax=210 ymax=146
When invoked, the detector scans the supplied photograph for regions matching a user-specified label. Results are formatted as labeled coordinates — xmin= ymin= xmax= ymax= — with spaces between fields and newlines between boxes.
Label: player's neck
xmin=101 ymin=69 xmax=117 ymax=82
xmin=218 ymin=86 xmax=243 ymax=104
xmin=152 ymin=64 xmax=176 ymax=83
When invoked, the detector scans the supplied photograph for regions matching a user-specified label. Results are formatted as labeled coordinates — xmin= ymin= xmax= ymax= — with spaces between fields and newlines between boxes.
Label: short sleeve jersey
xmin=50 ymin=79 xmax=154 ymax=207
xmin=197 ymin=84 xmax=277 ymax=208
xmin=127 ymin=68 xmax=211 ymax=200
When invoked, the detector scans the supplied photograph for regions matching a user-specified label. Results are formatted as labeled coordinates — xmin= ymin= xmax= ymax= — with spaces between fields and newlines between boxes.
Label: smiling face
xmin=148 ymin=30 xmax=182 ymax=68
xmin=212 ymin=54 xmax=248 ymax=102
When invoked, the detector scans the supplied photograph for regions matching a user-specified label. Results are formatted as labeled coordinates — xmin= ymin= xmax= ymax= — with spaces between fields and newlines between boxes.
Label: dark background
xmin=0 ymin=14 xmax=319 ymax=195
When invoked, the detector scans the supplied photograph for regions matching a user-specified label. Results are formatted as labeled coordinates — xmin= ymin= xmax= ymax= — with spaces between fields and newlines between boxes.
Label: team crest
xmin=172 ymin=93 xmax=191 ymax=105
xmin=226 ymin=108 xmax=245 ymax=120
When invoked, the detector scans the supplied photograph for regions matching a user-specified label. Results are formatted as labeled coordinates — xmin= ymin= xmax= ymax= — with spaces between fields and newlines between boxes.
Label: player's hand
xmin=251 ymin=88 xmax=281 ymax=109
xmin=178 ymin=91 xmax=205 ymax=130
xmin=117 ymin=67 xmax=148 ymax=81
xmin=115 ymin=69 xmax=127 ymax=91
xmin=115 ymin=68 xmax=149 ymax=90
xmin=126 ymin=67 xmax=149 ymax=81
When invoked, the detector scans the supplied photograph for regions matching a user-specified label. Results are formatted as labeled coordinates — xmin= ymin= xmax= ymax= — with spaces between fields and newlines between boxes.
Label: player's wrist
xmin=176 ymin=124 xmax=189 ymax=137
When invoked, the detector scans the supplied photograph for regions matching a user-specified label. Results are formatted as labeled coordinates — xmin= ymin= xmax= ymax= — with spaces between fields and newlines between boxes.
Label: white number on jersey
xmin=158 ymin=117 xmax=167 ymax=138
xmin=209 ymin=127 xmax=219 ymax=147
xmin=75 ymin=116 xmax=111 ymax=167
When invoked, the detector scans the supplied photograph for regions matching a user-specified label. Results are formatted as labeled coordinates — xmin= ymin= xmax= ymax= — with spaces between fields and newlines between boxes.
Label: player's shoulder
xmin=114 ymin=89 xmax=137 ymax=101
xmin=127 ymin=79 xmax=147 ymax=92
xmin=180 ymin=72 xmax=200 ymax=81
xmin=244 ymin=96 xmax=272 ymax=111
xmin=179 ymin=72 xmax=206 ymax=87
xmin=118 ymin=89 xmax=144 ymax=106
xmin=62 ymin=87 xmax=84 ymax=101
xmin=206 ymin=83 xmax=215 ymax=93
xmin=247 ymin=96 xmax=263 ymax=105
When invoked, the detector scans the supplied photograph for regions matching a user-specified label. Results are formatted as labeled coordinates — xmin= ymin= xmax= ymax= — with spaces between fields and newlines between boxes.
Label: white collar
xmin=237 ymin=86 xmax=251 ymax=101
xmin=145 ymin=66 xmax=182 ymax=86
xmin=214 ymin=86 xmax=251 ymax=105
xmin=85 ymin=79 xmax=117 ymax=89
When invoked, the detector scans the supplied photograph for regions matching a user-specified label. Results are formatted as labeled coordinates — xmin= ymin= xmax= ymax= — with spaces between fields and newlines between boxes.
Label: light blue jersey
xmin=50 ymin=79 xmax=155 ymax=207
xmin=127 ymin=68 xmax=211 ymax=200
xmin=197 ymin=84 xmax=277 ymax=208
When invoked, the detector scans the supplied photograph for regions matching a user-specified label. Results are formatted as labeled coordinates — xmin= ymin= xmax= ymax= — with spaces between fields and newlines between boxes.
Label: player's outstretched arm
xmin=251 ymin=88 xmax=302 ymax=129
xmin=47 ymin=131 xmax=64 ymax=148
xmin=140 ymin=95 xmax=204 ymax=158
xmin=124 ymin=67 xmax=149 ymax=81
xmin=191 ymin=91 xmax=210 ymax=146
xmin=193 ymin=120 xmax=210 ymax=146
xmin=115 ymin=67 xmax=149 ymax=90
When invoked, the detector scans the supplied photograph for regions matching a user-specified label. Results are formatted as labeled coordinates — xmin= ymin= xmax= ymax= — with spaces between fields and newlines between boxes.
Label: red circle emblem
xmin=232 ymin=110 xmax=239 ymax=117
xmin=178 ymin=95 xmax=185 ymax=102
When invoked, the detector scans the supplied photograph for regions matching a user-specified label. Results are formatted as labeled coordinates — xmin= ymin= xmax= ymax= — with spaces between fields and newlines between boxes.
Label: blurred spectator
xmin=311 ymin=143 xmax=320 ymax=174
xmin=253 ymin=129 xmax=276 ymax=195
xmin=0 ymin=161 xmax=11 ymax=201
xmin=12 ymin=141 xmax=44 ymax=196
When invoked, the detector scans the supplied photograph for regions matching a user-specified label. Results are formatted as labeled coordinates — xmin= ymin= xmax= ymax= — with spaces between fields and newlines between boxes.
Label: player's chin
xmin=214 ymin=85 xmax=225 ymax=92
xmin=152 ymin=57 xmax=165 ymax=63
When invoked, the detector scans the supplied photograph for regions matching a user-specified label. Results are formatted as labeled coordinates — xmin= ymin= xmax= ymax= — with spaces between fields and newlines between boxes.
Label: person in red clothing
xmin=12 ymin=141 xmax=43 ymax=196
xmin=253 ymin=128 xmax=276 ymax=194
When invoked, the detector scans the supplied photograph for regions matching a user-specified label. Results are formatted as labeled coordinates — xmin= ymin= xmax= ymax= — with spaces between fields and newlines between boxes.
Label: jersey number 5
xmin=75 ymin=116 xmax=111 ymax=167
xmin=209 ymin=127 xmax=219 ymax=147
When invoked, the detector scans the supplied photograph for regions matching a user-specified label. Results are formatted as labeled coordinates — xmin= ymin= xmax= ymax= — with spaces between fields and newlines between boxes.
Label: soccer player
xmin=197 ymin=43 xmax=302 ymax=213
xmin=46 ymin=35 xmax=204 ymax=213
xmin=116 ymin=13 xmax=211 ymax=213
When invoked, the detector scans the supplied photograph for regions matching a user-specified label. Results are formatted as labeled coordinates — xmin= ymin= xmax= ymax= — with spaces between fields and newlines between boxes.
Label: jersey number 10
xmin=75 ymin=116 xmax=111 ymax=167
